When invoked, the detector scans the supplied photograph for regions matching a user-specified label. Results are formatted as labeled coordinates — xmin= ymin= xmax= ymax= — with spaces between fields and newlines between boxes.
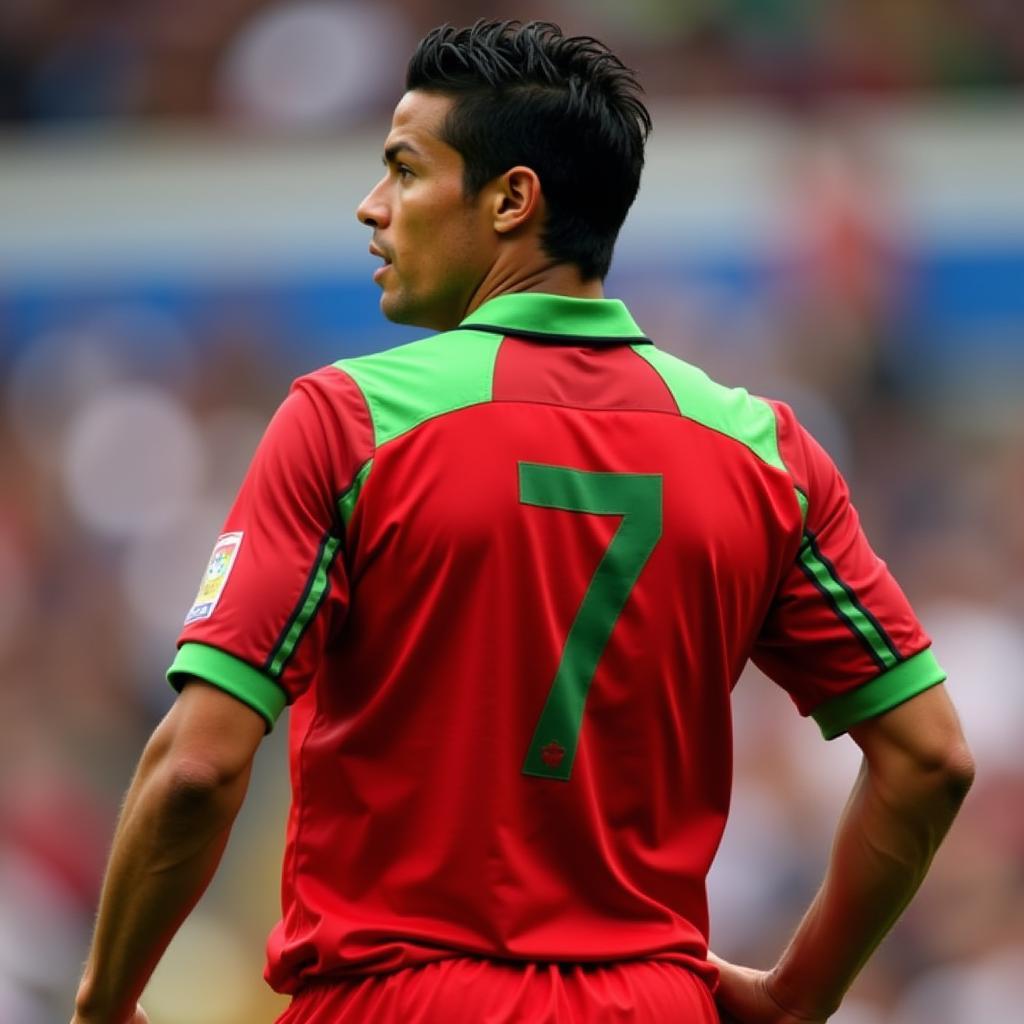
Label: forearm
xmin=767 ymin=753 xmax=972 ymax=1018
xmin=75 ymin=744 xmax=252 ymax=1023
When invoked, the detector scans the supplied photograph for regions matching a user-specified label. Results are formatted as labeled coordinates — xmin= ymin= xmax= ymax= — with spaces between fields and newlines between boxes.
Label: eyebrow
xmin=383 ymin=142 xmax=422 ymax=165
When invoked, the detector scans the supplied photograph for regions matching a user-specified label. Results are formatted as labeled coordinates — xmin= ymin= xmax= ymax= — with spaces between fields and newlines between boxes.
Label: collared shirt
xmin=169 ymin=291 xmax=944 ymax=993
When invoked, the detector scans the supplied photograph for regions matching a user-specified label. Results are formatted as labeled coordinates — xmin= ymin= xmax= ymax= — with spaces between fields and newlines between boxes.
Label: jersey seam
xmin=496 ymin=397 xmax=802 ymax=483
xmin=321 ymin=367 xmax=378 ymax=535
xmin=323 ymin=365 xmax=378 ymax=453
xmin=493 ymin=396 xmax=684 ymax=416
xmin=626 ymin=343 xmax=682 ymax=414
xmin=357 ymin=399 xmax=489 ymax=453
xmin=335 ymin=458 xmax=374 ymax=527
xmin=632 ymin=347 xmax=788 ymax=476
xmin=174 ymin=640 xmax=283 ymax=689
xmin=291 ymin=679 xmax=324 ymax=937
xmin=363 ymin=398 xmax=816 ymax=492
xmin=300 ymin=367 xmax=377 ymax=534
xmin=332 ymin=331 xmax=501 ymax=451
xmin=758 ymin=401 xmax=813 ymax=533
xmin=811 ymin=644 xmax=944 ymax=738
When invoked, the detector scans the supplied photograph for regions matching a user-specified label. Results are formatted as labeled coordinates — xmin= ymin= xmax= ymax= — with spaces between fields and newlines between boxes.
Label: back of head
xmin=406 ymin=20 xmax=652 ymax=281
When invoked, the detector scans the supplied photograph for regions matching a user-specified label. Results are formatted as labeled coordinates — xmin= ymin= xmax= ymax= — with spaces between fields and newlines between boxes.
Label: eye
xmin=397 ymin=164 xmax=414 ymax=181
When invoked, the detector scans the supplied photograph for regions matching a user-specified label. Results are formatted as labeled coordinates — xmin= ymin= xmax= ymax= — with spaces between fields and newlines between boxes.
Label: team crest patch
xmin=184 ymin=532 xmax=244 ymax=625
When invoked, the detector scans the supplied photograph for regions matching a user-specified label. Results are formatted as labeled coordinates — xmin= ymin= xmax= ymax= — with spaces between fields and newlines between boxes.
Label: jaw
xmin=379 ymin=272 xmax=482 ymax=332
xmin=379 ymin=281 xmax=439 ymax=330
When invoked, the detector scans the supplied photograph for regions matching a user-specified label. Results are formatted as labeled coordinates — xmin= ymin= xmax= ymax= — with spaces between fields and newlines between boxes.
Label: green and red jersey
xmin=168 ymin=292 xmax=945 ymax=995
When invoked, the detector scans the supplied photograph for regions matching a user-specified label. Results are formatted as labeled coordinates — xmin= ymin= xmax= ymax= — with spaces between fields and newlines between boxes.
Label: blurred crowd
xmin=2 ymin=0 xmax=1024 ymax=129
xmin=1 ymin=3 xmax=1023 ymax=1024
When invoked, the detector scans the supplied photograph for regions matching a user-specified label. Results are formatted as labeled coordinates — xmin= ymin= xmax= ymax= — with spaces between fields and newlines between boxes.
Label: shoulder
xmin=332 ymin=327 xmax=502 ymax=385
xmin=328 ymin=328 xmax=505 ymax=448
xmin=638 ymin=345 xmax=789 ymax=474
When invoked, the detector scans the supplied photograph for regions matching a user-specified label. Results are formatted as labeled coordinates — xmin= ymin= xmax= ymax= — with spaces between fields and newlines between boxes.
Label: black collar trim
xmin=466 ymin=323 xmax=654 ymax=346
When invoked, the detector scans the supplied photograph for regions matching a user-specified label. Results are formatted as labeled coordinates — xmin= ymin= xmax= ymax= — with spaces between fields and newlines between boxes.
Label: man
xmin=73 ymin=20 xmax=974 ymax=1024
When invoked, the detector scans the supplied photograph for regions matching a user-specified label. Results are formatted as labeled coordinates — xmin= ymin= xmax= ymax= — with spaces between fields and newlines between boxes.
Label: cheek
xmin=438 ymin=206 xmax=490 ymax=268
xmin=402 ymin=220 xmax=457 ymax=277
xmin=395 ymin=187 xmax=488 ymax=284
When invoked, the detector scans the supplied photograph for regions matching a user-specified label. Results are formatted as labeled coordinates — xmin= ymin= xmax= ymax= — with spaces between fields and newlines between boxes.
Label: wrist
xmin=764 ymin=967 xmax=839 ymax=1022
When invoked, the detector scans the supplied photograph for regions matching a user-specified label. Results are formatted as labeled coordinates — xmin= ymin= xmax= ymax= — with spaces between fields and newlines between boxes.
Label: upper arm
xmin=847 ymin=682 xmax=975 ymax=790
xmin=148 ymin=678 xmax=267 ymax=786
xmin=752 ymin=403 xmax=946 ymax=739
xmin=166 ymin=370 xmax=375 ymax=729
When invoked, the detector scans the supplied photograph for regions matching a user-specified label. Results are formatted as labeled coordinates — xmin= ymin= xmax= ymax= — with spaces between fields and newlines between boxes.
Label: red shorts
xmin=276 ymin=957 xmax=718 ymax=1023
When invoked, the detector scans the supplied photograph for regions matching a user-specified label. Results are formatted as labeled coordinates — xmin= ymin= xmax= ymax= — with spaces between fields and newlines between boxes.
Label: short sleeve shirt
xmin=168 ymin=292 xmax=945 ymax=993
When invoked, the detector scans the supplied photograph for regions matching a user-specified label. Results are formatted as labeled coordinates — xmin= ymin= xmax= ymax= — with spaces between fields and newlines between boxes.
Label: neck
xmin=463 ymin=256 xmax=603 ymax=321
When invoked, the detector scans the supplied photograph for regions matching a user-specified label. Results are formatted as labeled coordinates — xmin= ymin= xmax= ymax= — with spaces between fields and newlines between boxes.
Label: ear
xmin=491 ymin=166 xmax=543 ymax=235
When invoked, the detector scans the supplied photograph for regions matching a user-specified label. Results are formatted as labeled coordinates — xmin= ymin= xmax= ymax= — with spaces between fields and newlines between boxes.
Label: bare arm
xmin=72 ymin=680 xmax=266 ymax=1024
xmin=713 ymin=682 xmax=975 ymax=1023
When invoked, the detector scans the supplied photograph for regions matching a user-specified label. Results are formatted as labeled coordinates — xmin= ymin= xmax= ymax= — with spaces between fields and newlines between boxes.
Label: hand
xmin=71 ymin=1004 xmax=150 ymax=1024
xmin=709 ymin=953 xmax=827 ymax=1024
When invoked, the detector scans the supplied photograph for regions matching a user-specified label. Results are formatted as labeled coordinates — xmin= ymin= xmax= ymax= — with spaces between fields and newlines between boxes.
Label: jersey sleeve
xmin=751 ymin=401 xmax=946 ymax=739
xmin=166 ymin=367 xmax=374 ymax=730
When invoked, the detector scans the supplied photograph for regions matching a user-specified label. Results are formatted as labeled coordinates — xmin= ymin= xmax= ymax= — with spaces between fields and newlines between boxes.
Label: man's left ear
xmin=492 ymin=166 xmax=542 ymax=235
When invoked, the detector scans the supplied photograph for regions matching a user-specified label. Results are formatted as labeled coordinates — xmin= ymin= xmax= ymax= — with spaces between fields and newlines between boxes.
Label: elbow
xmin=854 ymin=685 xmax=976 ymax=817
xmin=168 ymin=756 xmax=229 ymax=793
xmin=941 ymin=742 xmax=976 ymax=806
xmin=905 ymin=738 xmax=976 ymax=808
xmin=159 ymin=757 xmax=241 ymax=821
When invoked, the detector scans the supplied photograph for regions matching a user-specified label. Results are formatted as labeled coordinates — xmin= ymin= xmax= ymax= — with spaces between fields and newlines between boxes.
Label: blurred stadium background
xmin=1 ymin=2 xmax=1022 ymax=1022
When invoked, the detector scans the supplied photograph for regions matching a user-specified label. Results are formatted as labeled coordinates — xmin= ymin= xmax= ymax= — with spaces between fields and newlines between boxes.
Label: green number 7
xmin=519 ymin=462 xmax=663 ymax=781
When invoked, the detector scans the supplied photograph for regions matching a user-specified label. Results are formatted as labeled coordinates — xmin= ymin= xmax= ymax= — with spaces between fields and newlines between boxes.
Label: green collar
xmin=460 ymin=292 xmax=650 ymax=345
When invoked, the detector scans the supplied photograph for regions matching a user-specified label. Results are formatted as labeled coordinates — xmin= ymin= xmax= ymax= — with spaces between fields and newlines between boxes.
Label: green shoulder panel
xmin=334 ymin=328 xmax=504 ymax=449
xmin=631 ymin=344 xmax=786 ymax=473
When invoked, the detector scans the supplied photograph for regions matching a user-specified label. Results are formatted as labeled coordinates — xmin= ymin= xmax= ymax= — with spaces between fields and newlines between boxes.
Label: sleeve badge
xmin=184 ymin=531 xmax=244 ymax=625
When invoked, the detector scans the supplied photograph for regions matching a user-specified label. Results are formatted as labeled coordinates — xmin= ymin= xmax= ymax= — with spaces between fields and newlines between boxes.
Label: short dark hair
xmin=406 ymin=20 xmax=652 ymax=281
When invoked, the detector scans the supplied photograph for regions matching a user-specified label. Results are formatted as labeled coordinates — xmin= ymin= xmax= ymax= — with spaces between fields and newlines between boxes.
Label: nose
xmin=356 ymin=177 xmax=390 ymax=229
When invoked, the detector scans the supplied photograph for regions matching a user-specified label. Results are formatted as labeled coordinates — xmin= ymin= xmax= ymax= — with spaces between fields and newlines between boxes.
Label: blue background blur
xmin=1 ymin=3 xmax=1022 ymax=1022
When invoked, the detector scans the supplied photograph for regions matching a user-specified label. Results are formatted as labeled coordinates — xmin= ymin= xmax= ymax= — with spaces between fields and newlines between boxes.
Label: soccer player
xmin=72 ymin=20 xmax=974 ymax=1024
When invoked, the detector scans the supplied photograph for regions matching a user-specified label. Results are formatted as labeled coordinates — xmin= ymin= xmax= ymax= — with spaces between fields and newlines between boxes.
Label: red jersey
xmin=168 ymin=292 xmax=945 ymax=995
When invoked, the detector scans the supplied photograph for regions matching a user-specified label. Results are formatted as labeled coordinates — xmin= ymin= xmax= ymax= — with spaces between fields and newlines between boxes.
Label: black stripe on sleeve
xmin=805 ymin=531 xmax=904 ymax=665
xmin=263 ymin=531 xmax=335 ymax=677
xmin=796 ymin=538 xmax=890 ymax=673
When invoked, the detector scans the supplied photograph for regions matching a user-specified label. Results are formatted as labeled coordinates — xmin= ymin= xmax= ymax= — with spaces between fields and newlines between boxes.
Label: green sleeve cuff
xmin=167 ymin=642 xmax=288 ymax=731
xmin=812 ymin=647 xmax=947 ymax=740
